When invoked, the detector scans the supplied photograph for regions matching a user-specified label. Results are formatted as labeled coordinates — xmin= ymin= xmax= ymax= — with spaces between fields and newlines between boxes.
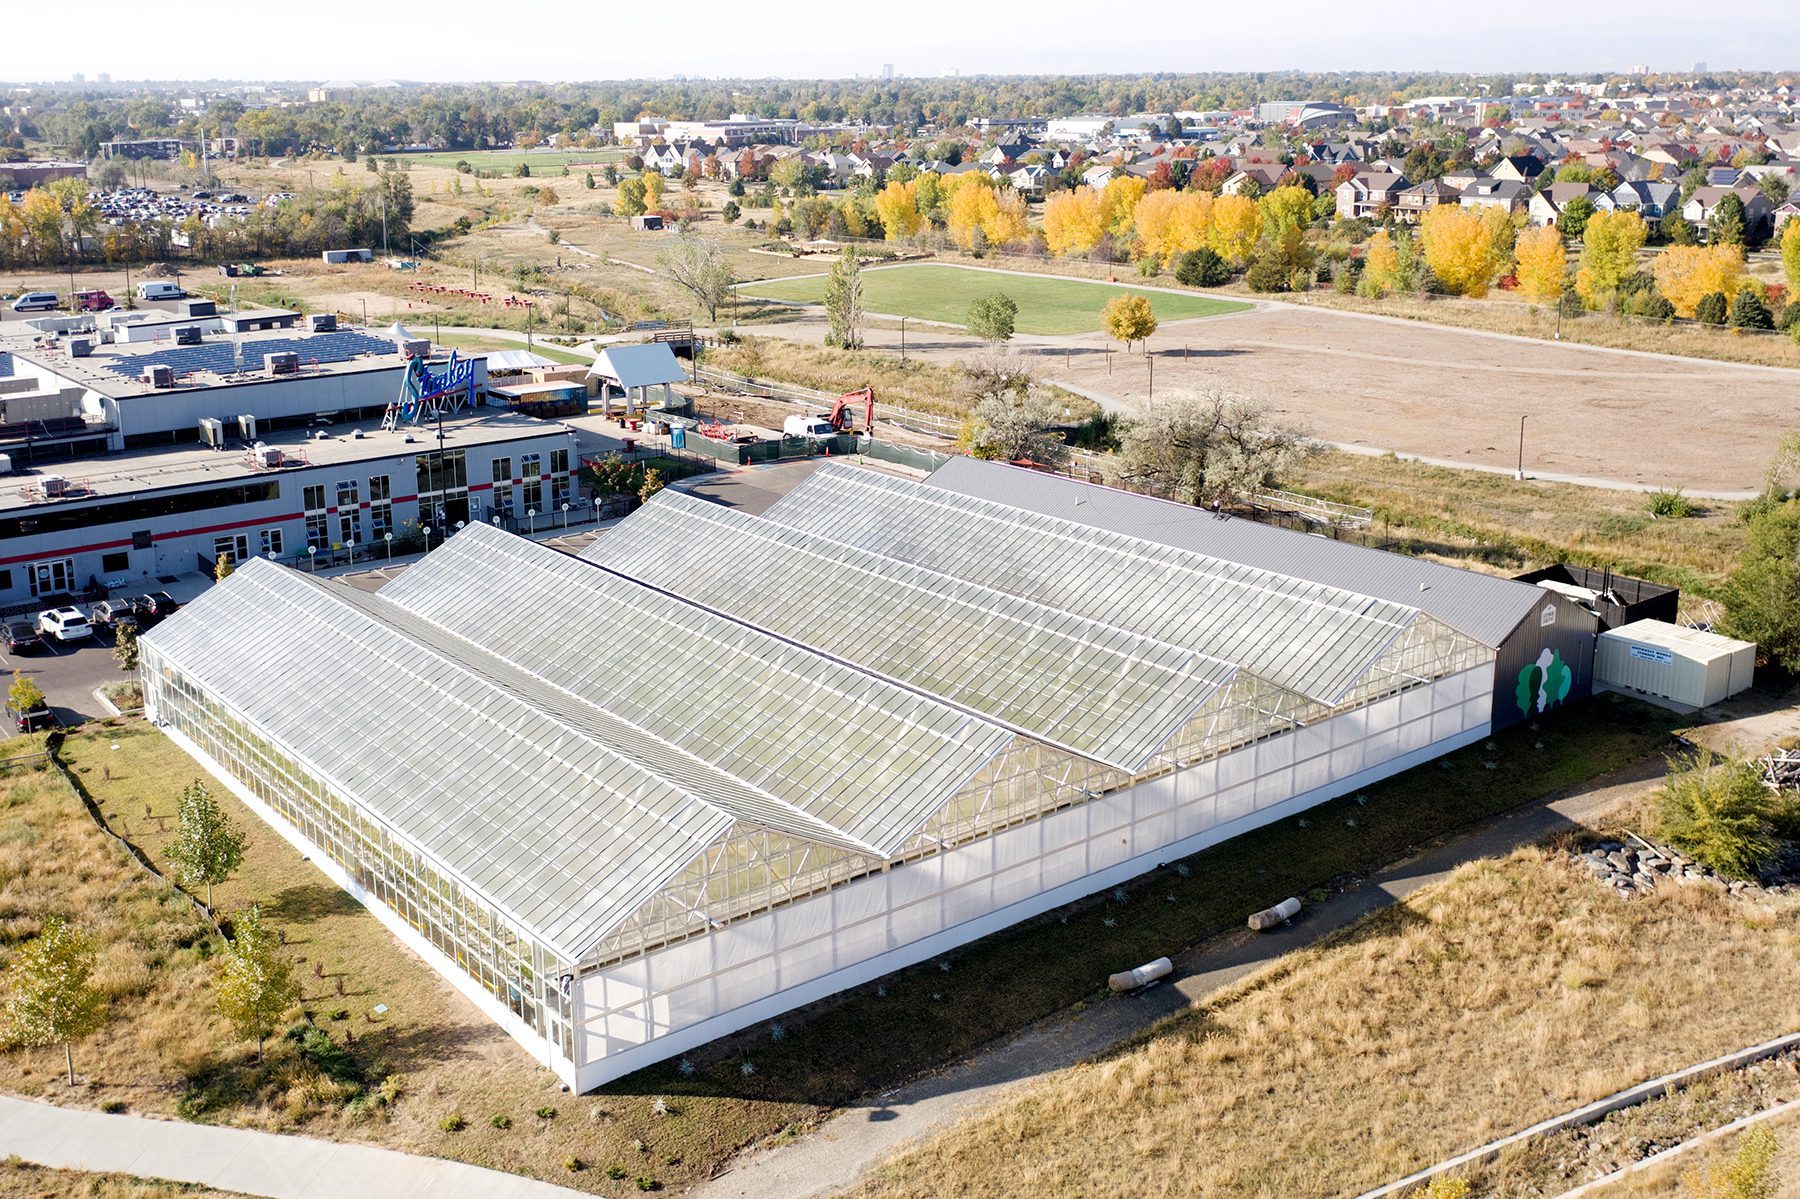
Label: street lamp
xmin=422 ymin=525 xmax=433 ymax=550
xmin=527 ymin=507 xmax=538 ymax=535
xmin=561 ymin=501 xmax=570 ymax=529
xmin=306 ymin=545 xmax=317 ymax=573
xmin=1516 ymin=414 xmax=1528 ymax=481
xmin=348 ymin=538 xmax=357 ymax=565
xmin=384 ymin=531 xmax=393 ymax=564
xmin=899 ymin=316 xmax=907 ymax=363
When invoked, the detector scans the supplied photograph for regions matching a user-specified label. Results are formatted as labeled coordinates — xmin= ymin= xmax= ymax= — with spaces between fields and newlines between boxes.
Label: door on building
xmin=29 ymin=558 xmax=75 ymax=597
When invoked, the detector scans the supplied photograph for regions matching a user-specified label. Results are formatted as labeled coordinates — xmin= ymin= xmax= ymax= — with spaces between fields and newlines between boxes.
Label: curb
xmin=1351 ymin=1030 xmax=1800 ymax=1199
xmin=1549 ymin=1099 xmax=1799 ymax=1199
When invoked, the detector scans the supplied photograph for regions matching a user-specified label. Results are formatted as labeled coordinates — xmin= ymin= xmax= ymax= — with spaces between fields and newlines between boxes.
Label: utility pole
xmin=1516 ymin=414 xmax=1528 ymax=481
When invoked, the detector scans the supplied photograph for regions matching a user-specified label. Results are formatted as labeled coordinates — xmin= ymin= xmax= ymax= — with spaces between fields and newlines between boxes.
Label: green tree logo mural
xmin=1516 ymin=648 xmax=1573 ymax=716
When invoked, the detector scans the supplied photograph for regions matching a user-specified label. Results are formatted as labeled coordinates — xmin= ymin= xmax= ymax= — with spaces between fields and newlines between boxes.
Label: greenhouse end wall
xmin=570 ymin=664 xmax=1494 ymax=1090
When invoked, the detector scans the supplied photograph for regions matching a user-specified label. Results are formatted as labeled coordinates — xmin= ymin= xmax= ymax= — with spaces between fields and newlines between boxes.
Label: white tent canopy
xmin=484 ymin=349 xmax=560 ymax=372
xmin=588 ymin=343 xmax=685 ymax=415
xmin=384 ymin=321 xmax=418 ymax=342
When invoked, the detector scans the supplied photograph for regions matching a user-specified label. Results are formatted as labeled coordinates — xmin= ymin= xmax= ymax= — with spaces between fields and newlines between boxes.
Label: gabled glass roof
xmin=581 ymin=489 xmax=1238 ymax=772
xmin=379 ymin=522 xmax=1018 ymax=857
xmin=761 ymin=464 xmax=1422 ymax=705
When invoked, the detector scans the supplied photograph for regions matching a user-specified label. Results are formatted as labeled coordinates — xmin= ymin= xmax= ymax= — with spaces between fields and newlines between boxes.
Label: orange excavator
xmin=828 ymin=386 xmax=876 ymax=434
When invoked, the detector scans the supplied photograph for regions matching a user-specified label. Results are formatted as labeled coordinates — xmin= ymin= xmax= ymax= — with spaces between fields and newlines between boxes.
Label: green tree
xmin=966 ymin=292 xmax=1018 ymax=344
xmin=1782 ymin=218 xmax=1800 ymax=293
xmin=3 ymin=916 xmax=106 ymax=1085
xmin=822 ymin=247 xmax=864 ymax=349
xmin=1661 ymin=213 xmax=1699 ymax=245
xmin=583 ymin=171 xmax=596 ymax=190
xmin=165 ymin=778 xmax=246 ymax=912
xmin=8 ymin=673 xmax=45 ymax=714
xmin=216 ymin=906 xmax=299 ymax=1061
xmin=1173 ymin=247 xmax=1230 ymax=287
xmin=1117 ymin=390 xmax=1313 ymax=506
xmin=615 ymin=177 xmax=647 ymax=218
xmin=1102 ymin=293 xmax=1158 ymax=351
xmin=638 ymin=467 xmax=665 ymax=504
xmin=1721 ymin=496 xmax=1800 ymax=671
xmin=655 ymin=235 xmax=737 ymax=322
xmin=1709 ymin=192 xmax=1749 ymax=247
xmin=1653 ymin=753 xmax=1782 ymax=881
xmin=112 ymin=622 xmax=140 ymax=673
xmin=1556 ymin=195 xmax=1596 ymax=239
xmin=1695 ymin=290 xmax=1730 ymax=325
xmin=1728 ymin=289 xmax=1774 ymax=330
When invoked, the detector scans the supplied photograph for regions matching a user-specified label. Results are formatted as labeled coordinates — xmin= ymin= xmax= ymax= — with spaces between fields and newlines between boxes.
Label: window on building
xmin=553 ymin=475 xmax=572 ymax=507
xmin=521 ymin=453 xmax=542 ymax=479
xmin=260 ymin=529 xmax=284 ymax=558
xmin=0 ymin=570 xmax=11 ymax=593
xmin=28 ymin=558 xmax=75 ymax=597
xmin=214 ymin=535 xmax=250 ymax=564
xmin=522 ymin=479 xmax=543 ymax=512
xmin=551 ymin=448 xmax=569 ymax=475
xmin=417 ymin=449 xmax=469 ymax=531
xmin=492 ymin=483 xmax=514 ymax=515
xmin=303 ymin=484 xmax=327 ymax=513
xmin=335 ymin=480 xmax=360 ymax=509
xmin=101 ymin=551 xmax=129 ymax=574
xmin=492 ymin=457 xmax=512 ymax=483
xmin=368 ymin=475 xmax=390 ymax=502
xmin=305 ymin=513 xmax=329 ymax=550
xmin=338 ymin=508 xmax=364 ymax=548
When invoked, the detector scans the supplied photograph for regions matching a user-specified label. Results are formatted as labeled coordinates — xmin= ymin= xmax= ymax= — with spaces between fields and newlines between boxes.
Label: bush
xmin=1631 ymin=293 xmax=1677 ymax=322
xmin=607 ymin=1165 xmax=629 ymax=1180
xmin=1646 ymin=488 xmax=1695 ymax=518
xmin=1695 ymin=291 xmax=1730 ymax=325
xmin=1728 ymin=289 xmax=1774 ymax=330
xmin=1244 ymin=249 xmax=1291 ymax=293
xmin=636 ymin=1179 xmax=660 ymax=1192
xmin=1135 ymin=254 xmax=1160 ymax=278
xmin=1652 ymin=753 xmax=1783 ymax=880
xmin=491 ymin=1114 xmax=512 ymax=1129
xmin=536 ymin=1105 xmax=557 ymax=1119
xmin=440 ymin=1113 xmax=466 ymax=1132
xmin=1172 ymin=247 xmax=1230 ymax=287
xmin=564 ymin=1156 xmax=585 ymax=1172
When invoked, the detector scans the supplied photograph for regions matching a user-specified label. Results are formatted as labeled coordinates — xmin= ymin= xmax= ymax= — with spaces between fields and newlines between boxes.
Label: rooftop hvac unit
xmin=267 ymin=351 xmax=300 ymax=376
xmin=255 ymin=443 xmax=282 ymax=469
xmin=399 ymin=338 xmax=430 ymax=359
xmin=174 ymin=325 xmax=202 ymax=346
xmin=143 ymin=364 xmax=175 ymax=389
xmin=0 ymin=453 xmax=14 ymax=475
xmin=40 ymin=474 xmax=67 ymax=498
xmin=198 ymin=417 xmax=225 ymax=448
xmin=307 ymin=313 xmax=337 ymax=333
xmin=236 ymin=414 xmax=258 ymax=440
xmin=68 ymin=338 xmax=92 ymax=358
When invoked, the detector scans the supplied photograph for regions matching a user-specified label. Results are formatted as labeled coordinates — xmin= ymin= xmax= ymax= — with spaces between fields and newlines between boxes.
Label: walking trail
xmin=696 ymin=760 xmax=1665 ymax=1199
xmin=0 ymin=1094 xmax=588 ymax=1199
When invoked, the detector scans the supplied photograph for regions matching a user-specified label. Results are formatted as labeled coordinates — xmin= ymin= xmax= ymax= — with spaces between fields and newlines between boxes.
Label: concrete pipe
xmin=1108 ymin=956 xmax=1173 ymax=992
xmin=1248 ymin=896 xmax=1303 ymax=932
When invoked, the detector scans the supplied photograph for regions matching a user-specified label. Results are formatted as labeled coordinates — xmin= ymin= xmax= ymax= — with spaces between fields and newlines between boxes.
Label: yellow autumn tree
xmin=1361 ymin=229 xmax=1402 ymax=296
xmin=1419 ymin=204 xmax=1504 ymax=297
xmin=641 ymin=171 xmax=666 ymax=211
xmin=1575 ymin=210 xmax=1647 ymax=308
xmin=1044 ymin=186 xmax=1104 ymax=257
xmin=986 ymin=189 xmax=1029 ymax=247
xmin=945 ymin=176 xmax=1000 ymax=251
xmin=1133 ymin=190 xmax=1216 ymax=261
xmin=872 ymin=180 xmax=923 ymax=240
xmin=1513 ymin=225 xmax=1568 ymax=303
xmin=1258 ymin=185 xmax=1315 ymax=242
xmin=1209 ymin=194 xmax=1263 ymax=267
xmin=1099 ymin=176 xmax=1148 ymax=240
xmin=1651 ymin=244 xmax=1746 ymax=317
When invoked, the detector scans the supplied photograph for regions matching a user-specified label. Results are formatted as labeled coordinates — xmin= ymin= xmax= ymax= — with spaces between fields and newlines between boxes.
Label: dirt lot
xmin=747 ymin=295 xmax=1800 ymax=493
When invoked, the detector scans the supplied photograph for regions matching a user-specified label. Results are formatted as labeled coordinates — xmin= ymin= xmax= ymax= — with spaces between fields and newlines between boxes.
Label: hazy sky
xmin=9 ymin=1 xmax=1798 ymax=81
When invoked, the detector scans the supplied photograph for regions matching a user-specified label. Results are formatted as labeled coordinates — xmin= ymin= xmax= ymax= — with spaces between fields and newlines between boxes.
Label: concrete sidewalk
xmin=0 ymin=1094 xmax=589 ymax=1199
xmin=697 ymin=760 xmax=1663 ymax=1199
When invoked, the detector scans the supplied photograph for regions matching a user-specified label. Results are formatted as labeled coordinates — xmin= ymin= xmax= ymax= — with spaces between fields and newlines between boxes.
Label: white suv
xmin=37 ymin=606 xmax=93 ymax=642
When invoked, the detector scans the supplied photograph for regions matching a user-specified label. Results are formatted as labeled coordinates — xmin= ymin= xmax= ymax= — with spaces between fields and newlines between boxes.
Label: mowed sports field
xmin=742 ymin=263 xmax=1251 ymax=334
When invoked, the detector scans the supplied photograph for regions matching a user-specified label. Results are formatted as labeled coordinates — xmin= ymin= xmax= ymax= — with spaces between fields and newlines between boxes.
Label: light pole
xmin=384 ymin=532 xmax=393 ymax=564
xmin=422 ymin=525 xmax=433 ymax=551
xmin=1516 ymin=414 xmax=1528 ymax=481
xmin=527 ymin=507 xmax=538 ymax=535
xmin=348 ymin=538 xmax=358 ymax=565
xmin=561 ymin=501 xmax=570 ymax=529
xmin=899 ymin=316 xmax=907 ymax=363
xmin=307 ymin=545 xmax=317 ymax=573
xmin=360 ymin=298 xmax=368 ymax=328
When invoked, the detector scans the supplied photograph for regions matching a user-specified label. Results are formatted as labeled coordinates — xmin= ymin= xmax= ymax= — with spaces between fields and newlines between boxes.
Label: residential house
xmin=1334 ymin=171 xmax=1409 ymax=219
xmin=1394 ymin=178 xmax=1462 ymax=222
xmin=1008 ymin=163 xmax=1050 ymax=195
xmin=1609 ymin=179 xmax=1682 ymax=221
xmin=1221 ymin=164 xmax=1284 ymax=195
xmin=1682 ymin=185 xmax=1774 ymax=240
xmin=1528 ymin=182 xmax=1614 ymax=225
xmin=1458 ymin=177 xmax=1531 ymax=214
xmin=1491 ymin=153 xmax=1548 ymax=183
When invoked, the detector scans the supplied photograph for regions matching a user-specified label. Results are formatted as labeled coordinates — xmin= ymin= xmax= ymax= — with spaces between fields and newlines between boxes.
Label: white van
xmin=783 ymin=414 xmax=837 ymax=440
xmin=136 ymin=281 xmax=186 ymax=301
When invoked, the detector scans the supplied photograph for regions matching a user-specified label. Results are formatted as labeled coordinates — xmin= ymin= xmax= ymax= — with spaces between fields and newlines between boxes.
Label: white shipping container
xmin=1596 ymin=619 xmax=1754 ymax=709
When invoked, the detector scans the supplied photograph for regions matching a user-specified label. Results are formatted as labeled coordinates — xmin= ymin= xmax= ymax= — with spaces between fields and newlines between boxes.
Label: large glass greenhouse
xmin=140 ymin=460 xmax=1574 ymax=1091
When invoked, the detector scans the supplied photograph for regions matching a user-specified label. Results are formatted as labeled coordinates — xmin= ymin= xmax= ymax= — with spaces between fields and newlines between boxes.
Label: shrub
xmin=636 ymin=1178 xmax=660 ymax=1192
xmin=607 ymin=1164 xmax=629 ymax=1180
xmin=1683 ymin=1123 xmax=1778 ymax=1199
xmin=326 ymin=1007 xmax=348 ymax=1021
xmin=1652 ymin=753 xmax=1782 ymax=879
xmin=490 ymin=1114 xmax=511 ymax=1129
xmin=1695 ymin=291 xmax=1730 ymax=325
xmin=1135 ymin=254 xmax=1160 ymax=278
xmin=1632 ymin=293 xmax=1677 ymax=322
xmin=1244 ymin=249 xmax=1291 ymax=293
xmin=563 ymin=1156 xmax=585 ymax=1172
xmin=100 ymin=1099 xmax=127 ymax=1113
xmin=1172 ymin=246 xmax=1230 ymax=287
xmin=439 ymin=1113 xmax=466 ymax=1132
xmin=1647 ymin=489 xmax=1696 ymax=518
xmin=1728 ymin=289 xmax=1774 ymax=330
xmin=536 ymin=1105 xmax=557 ymax=1119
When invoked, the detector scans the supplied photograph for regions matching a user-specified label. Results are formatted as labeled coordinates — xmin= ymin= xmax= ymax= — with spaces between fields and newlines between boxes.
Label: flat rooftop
xmin=0 ymin=409 xmax=571 ymax=514
xmin=0 ymin=321 xmax=428 ymax=401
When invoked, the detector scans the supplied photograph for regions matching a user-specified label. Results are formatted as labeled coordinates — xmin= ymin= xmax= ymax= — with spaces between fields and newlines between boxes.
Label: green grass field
xmin=740 ymin=263 xmax=1251 ymax=334
xmin=392 ymin=147 xmax=625 ymax=172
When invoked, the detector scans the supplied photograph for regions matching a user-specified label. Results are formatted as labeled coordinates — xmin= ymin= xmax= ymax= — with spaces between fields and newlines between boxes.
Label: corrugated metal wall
xmin=1491 ymin=588 xmax=1598 ymax=729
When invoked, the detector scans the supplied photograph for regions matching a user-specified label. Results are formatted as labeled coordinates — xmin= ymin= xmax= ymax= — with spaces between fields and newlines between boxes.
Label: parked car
xmin=69 ymin=288 xmax=116 ymax=312
xmin=136 ymin=591 xmax=181 ymax=620
xmin=90 ymin=598 xmax=142 ymax=632
xmin=9 ymin=291 xmax=58 ymax=313
xmin=3 ymin=621 xmax=43 ymax=654
xmin=6 ymin=701 xmax=56 ymax=735
xmin=135 ymin=281 xmax=185 ymax=302
xmin=36 ymin=606 xmax=93 ymax=641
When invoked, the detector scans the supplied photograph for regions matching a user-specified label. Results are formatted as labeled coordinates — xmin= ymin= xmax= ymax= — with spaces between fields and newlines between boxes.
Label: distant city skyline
xmin=7 ymin=1 xmax=1797 ymax=83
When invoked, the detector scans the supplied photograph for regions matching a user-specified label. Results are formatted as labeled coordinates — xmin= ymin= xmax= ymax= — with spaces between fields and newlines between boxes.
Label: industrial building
xmin=0 ymin=315 xmax=578 ymax=606
xmin=140 ymin=458 xmax=1613 ymax=1091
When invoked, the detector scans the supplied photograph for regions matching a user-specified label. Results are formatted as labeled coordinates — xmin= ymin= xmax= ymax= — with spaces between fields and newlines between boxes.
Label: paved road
xmin=697 ymin=759 xmax=1665 ymax=1199
xmin=0 ymin=1094 xmax=589 ymax=1199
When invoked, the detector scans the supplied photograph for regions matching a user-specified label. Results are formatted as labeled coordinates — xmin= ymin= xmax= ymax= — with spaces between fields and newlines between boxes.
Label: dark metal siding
xmin=1491 ymin=589 xmax=1598 ymax=729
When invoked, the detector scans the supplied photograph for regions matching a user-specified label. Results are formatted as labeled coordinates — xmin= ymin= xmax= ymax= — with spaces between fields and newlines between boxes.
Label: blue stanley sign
xmin=382 ymin=350 xmax=477 ymax=430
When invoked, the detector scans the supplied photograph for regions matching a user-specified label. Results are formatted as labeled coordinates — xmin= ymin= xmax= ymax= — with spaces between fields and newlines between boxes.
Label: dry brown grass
xmin=1570 ymin=1105 xmax=1800 ymax=1199
xmin=0 ymin=1159 xmax=252 ymax=1199
xmin=843 ymin=849 xmax=1800 ymax=1199
xmin=1293 ymin=450 xmax=1746 ymax=595
xmin=0 ymin=722 xmax=816 ymax=1193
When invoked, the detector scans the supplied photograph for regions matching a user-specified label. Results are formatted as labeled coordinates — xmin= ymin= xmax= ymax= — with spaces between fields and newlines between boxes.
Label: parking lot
xmin=4 ymin=622 xmax=139 ymax=732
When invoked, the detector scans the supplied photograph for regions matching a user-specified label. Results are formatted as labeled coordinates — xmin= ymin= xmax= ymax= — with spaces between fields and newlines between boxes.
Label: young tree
xmin=1207 ymin=194 xmax=1263 ymax=267
xmin=872 ymin=179 xmax=923 ymax=240
xmin=1682 ymin=1124 xmax=1778 ymax=1199
xmin=1102 ymin=293 xmax=1158 ymax=351
xmin=640 ymin=171 xmax=666 ymax=211
xmin=4 ymin=916 xmax=106 ymax=1085
xmin=1652 ymin=245 xmax=1745 ymax=317
xmin=1359 ymin=229 xmax=1402 ymax=297
xmin=1173 ymin=246 xmax=1230 ymax=287
xmin=1118 ymin=390 xmax=1314 ymax=507
xmin=966 ymin=292 xmax=1018 ymax=344
xmin=1513 ymin=225 xmax=1569 ymax=303
xmin=112 ymin=623 xmax=140 ymax=673
xmin=216 ymin=906 xmax=299 ymax=1062
xmin=1043 ymin=187 xmax=1104 ymax=257
xmin=9 ymin=673 xmax=45 ymax=714
xmin=615 ymin=177 xmax=647 ymax=218
xmin=1695 ymin=291 xmax=1730 ymax=325
xmin=165 ymin=778 xmax=246 ymax=912
xmin=1575 ymin=210 xmax=1648 ymax=308
xmin=1709 ymin=192 xmax=1749 ymax=247
xmin=1098 ymin=176 xmax=1148 ymax=240
xmin=1653 ymin=753 xmax=1783 ymax=880
xmin=1782 ymin=220 xmax=1800 ymax=294
xmin=1728 ymin=289 xmax=1774 ymax=330
xmin=655 ymin=236 xmax=737 ymax=322
xmin=1556 ymin=195 xmax=1597 ymax=239
xmin=216 ymin=551 xmax=235 ymax=581
xmin=1257 ymin=185 xmax=1314 ymax=243
xmin=822 ymin=247 xmax=864 ymax=349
